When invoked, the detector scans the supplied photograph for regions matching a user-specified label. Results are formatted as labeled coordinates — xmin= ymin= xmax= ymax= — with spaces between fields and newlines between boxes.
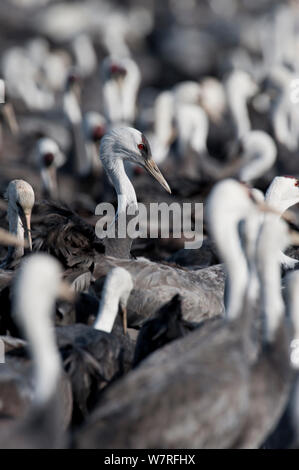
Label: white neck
xmin=94 ymin=294 xmax=120 ymax=333
xmin=101 ymin=155 xmax=138 ymax=258
xmin=259 ymin=250 xmax=284 ymax=342
xmin=286 ymin=272 xmax=299 ymax=342
xmin=208 ymin=204 xmax=249 ymax=320
xmin=121 ymin=68 xmax=140 ymax=124
xmin=103 ymin=80 xmax=123 ymax=124
xmin=176 ymin=104 xmax=208 ymax=155
xmin=29 ymin=314 xmax=61 ymax=405
xmin=222 ymin=223 xmax=249 ymax=320
xmin=93 ymin=268 xmax=133 ymax=332
xmin=103 ymin=63 xmax=140 ymax=125
xmin=239 ymin=137 xmax=276 ymax=182
xmin=244 ymin=215 xmax=263 ymax=302
xmin=7 ymin=205 xmax=24 ymax=258
xmin=103 ymin=158 xmax=137 ymax=212
xmin=230 ymin=93 xmax=251 ymax=139
xmin=63 ymin=89 xmax=82 ymax=125
xmin=17 ymin=292 xmax=61 ymax=405
xmin=41 ymin=167 xmax=58 ymax=198
xmin=257 ymin=219 xmax=286 ymax=342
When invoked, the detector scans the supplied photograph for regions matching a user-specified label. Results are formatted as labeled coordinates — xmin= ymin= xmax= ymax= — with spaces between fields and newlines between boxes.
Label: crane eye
xmin=138 ymin=143 xmax=145 ymax=151
xmin=283 ymin=175 xmax=299 ymax=187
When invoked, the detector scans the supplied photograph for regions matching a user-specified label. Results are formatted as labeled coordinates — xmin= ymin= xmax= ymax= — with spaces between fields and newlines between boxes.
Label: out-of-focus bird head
xmin=83 ymin=112 xmax=107 ymax=143
xmin=265 ymin=175 xmax=299 ymax=215
xmin=5 ymin=179 xmax=35 ymax=250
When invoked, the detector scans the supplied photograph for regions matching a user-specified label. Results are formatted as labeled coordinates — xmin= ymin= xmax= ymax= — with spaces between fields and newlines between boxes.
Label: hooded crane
xmin=63 ymin=70 xmax=90 ymax=178
xmin=35 ymin=137 xmax=65 ymax=200
xmin=83 ymin=111 xmax=107 ymax=176
xmin=0 ymin=227 xmax=30 ymax=300
xmin=225 ymin=70 xmax=277 ymax=183
xmin=56 ymin=266 xmax=134 ymax=424
xmin=32 ymin=127 xmax=224 ymax=325
xmin=92 ymin=127 xmax=226 ymax=324
xmin=101 ymin=56 xmax=141 ymax=126
xmin=73 ymin=180 xmax=279 ymax=449
xmin=93 ymin=155 xmax=283 ymax=327
xmin=235 ymin=215 xmax=299 ymax=448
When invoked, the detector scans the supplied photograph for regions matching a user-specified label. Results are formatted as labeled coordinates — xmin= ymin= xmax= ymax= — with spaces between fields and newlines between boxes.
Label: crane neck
xmin=106 ymin=158 xmax=137 ymax=209
xmin=7 ymin=206 xmax=24 ymax=259
xmin=102 ymin=157 xmax=138 ymax=259
xmin=229 ymin=93 xmax=251 ymax=139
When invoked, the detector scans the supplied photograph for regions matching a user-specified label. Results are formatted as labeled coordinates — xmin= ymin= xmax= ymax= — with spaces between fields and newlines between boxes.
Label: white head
xmin=13 ymin=254 xmax=63 ymax=404
xmin=173 ymin=81 xmax=202 ymax=105
xmin=174 ymin=103 xmax=209 ymax=156
xmin=102 ymin=57 xmax=129 ymax=83
xmin=94 ymin=267 xmax=134 ymax=333
xmin=199 ymin=77 xmax=227 ymax=122
xmin=83 ymin=111 xmax=107 ymax=142
xmin=265 ymin=65 xmax=293 ymax=94
xmin=5 ymin=179 xmax=35 ymax=250
xmin=36 ymin=138 xmax=65 ymax=199
xmin=6 ymin=179 xmax=35 ymax=215
xmin=207 ymin=179 xmax=258 ymax=229
xmin=265 ymin=176 xmax=299 ymax=215
xmin=100 ymin=127 xmax=171 ymax=194
xmin=226 ymin=69 xmax=258 ymax=100
xmin=36 ymin=137 xmax=65 ymax=169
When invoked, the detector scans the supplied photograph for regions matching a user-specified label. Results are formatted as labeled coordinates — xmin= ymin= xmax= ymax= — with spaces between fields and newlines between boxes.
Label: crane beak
xmin=18 ymin=208 xmax=32 ymax=252
xmin=120 ymin=303 xmax=127 ymax=335
xmin=0 ymin=228 xmax=28 ymax=247
xmin=144 ymin=159 xmax=171 ymax=194
xmin=2 ymin=102 xmax=19 ymax=136
xmin=58 ymin=280 xmax=76 ymax=303
xmin=24 ymin=211 xmax=32 ymax=252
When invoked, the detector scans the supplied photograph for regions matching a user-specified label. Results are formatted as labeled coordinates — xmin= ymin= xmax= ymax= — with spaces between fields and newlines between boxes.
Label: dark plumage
xmin=0 ymin=345 xmax=72 ymax=432
xmin=32 ymin=201 xmax=104 ymax=269
xmin=133 ymin=294 xmax=197 ymax=367
xmin=74 ymin=306 xmax=255 ymax=449
xmin=56 ymin=322 xmax=135 ymax=425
